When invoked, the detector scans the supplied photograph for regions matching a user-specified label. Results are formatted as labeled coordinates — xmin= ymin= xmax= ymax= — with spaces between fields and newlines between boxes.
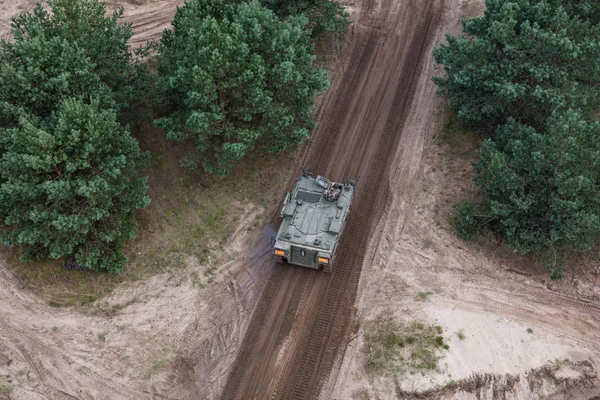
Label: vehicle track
xmin=221 ymin=0 xmax=445 ymax=399
xmin=120 ymin=0 xmax=182 ymax=47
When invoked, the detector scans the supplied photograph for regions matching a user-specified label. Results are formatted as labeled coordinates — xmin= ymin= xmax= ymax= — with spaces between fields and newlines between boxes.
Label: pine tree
xmin=475 ymin=110 xmax=600 ymax=252
xmin=155 ymin=0 xmax=328 ymax=176
xmin=259 ymin=0 xmax=349 ymax=35
xmin=0 ymin=99 xmax=149 ymax=273
xmin=433 ymin=0 xmax=600 ymax=130
xmin=9 ymin=0 xmax=143 ymax=108
xmin=0 ymin=34 xmax=114 ymax=127
xmin=433 ymin=0 xmax=600 ymax=255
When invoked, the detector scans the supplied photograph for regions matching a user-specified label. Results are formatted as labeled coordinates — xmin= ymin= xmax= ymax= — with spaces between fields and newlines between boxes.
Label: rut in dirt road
xmin=220 ymin=0 xmax=446 ymax=399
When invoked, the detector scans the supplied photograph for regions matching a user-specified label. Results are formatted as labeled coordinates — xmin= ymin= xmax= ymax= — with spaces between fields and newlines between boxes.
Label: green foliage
xmin=433 ymin=0 xmax=600 ymax=130
xmin=155 ymin=0 xmax=328 ymax=176
xmin=434 ymin=1 xmax=600 ymax=258
xmin=0 ymin=33 xmax=114 ymax=127
xmin=8 ymin=0 xmax=144 ymax=109
xmin=475 ymin=111 xmax=600 ymax=253
xmin=453 ymin=201 xmax=482 ymax=241
xmin=547 ymin=265 xmax=565 ymax=280
xmin=145 ymin=359 xmax=167 ymax=379
xmin=543 ymin=251 xmax=566 ymax=280
xmin=0 ymin=0 xmax=150 ymax=273
xmin=417 ymin=291 xmax=432 ymax=301
xmin=0 ymin=99 xmax=150 ymax=273
xmin=259 ymin=0 xmax=349 ymax=35
xmin=561 ymin=1 xmax=600 ymax=24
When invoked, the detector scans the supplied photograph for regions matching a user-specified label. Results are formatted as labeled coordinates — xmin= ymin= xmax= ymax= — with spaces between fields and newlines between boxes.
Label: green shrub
xmin=259 ymin=0 xmax=349 ymax=35
xmin=453 ymin=201 xmax=481 ymax=241
xmin=0 ymin=100 xmax=149 ymax=273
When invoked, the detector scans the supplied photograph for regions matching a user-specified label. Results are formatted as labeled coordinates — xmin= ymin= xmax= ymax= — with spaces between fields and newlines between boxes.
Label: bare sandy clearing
xmin=0 ymin=203 xmax=267 ymax=399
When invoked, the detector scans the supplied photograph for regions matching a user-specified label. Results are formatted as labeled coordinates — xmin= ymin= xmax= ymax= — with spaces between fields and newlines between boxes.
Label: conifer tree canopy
xmin=434 ymin=0 xmax=600 ymax=254
xmin=475 ymin=111 xmax=600 ymax=252
xmin=0 ymin=99 xmax=150 ymax=273
xmin=259 ymin=0 xmax=349 ymax=35
xmin=155 ymin=0 xmax=329 ymax=176
xmin=433 ymin=0 xmax=600 ymax=130
xmin=0 ymin=0 xmax=140 ymax=128
xmin=0 ymin=34 xmax=114 ymax=127
xmin=0 ymin=0 xmax=150 ymax=273
xmin=11 ymin=0 xmax=141 ymax=105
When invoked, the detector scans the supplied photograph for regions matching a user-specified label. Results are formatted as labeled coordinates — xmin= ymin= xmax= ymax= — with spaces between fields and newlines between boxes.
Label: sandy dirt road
xmin=220 ymin=1 xmax=446 ymax=399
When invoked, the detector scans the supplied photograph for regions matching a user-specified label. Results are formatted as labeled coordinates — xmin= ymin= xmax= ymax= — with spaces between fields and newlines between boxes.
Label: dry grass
xmin=2 ymin=124 xmax=296 ymax=307
xmin=363 ymin=315 xmax=449 ymax=375
xmin=313 ymin=31 xmax=345 ymax=70
xmin=432 ymin=115 xmax=481 ymax=156
xmin=351 ymin=388 xmax=371 ymax=400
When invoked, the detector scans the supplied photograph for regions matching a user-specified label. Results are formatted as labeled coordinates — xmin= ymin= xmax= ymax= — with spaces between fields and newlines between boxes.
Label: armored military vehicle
xmin=273 ymin=173 xmax=355 ymax=272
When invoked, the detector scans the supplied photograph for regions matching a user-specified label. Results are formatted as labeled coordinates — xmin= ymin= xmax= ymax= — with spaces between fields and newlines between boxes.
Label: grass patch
xmin=444 ymin=378 xmax=456 ymax=388
xmin=145 ymin=358 xmax=167 ymax=379
xmin=313 ymin=31 xmax=345 ymax=70
xmin=2 ymin=124 xmax=297 ymax=308
xmin=1 ymin=253 xmax=117 ymax=307
xmin=433 ymin=114 xmax=481 ymax=155
xmin=417 ymin=291 xmax=433 ymax=301
xmin=456 ymin=329 xmax=466 ymax=341
xmin=0 ymin=384 xmax=13 ymax=394
xmin=363 ymin=316 xmax=449 ymax=375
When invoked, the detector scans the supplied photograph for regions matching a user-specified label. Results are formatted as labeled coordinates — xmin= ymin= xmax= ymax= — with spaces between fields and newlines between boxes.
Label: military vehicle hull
xmin=273 ymin=173 xmax=355 ymax=272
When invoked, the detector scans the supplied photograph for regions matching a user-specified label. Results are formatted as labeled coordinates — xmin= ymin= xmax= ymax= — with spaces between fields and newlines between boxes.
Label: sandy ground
xmin=0 ymin=0 xmax=599 ymax=399
xmin=0 ymin=203 xmax=271 ymax=399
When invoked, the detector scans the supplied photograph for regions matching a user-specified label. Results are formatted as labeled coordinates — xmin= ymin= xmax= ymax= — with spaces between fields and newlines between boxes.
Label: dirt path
xmin=220 ymin=1 xmax=446 ymax=399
